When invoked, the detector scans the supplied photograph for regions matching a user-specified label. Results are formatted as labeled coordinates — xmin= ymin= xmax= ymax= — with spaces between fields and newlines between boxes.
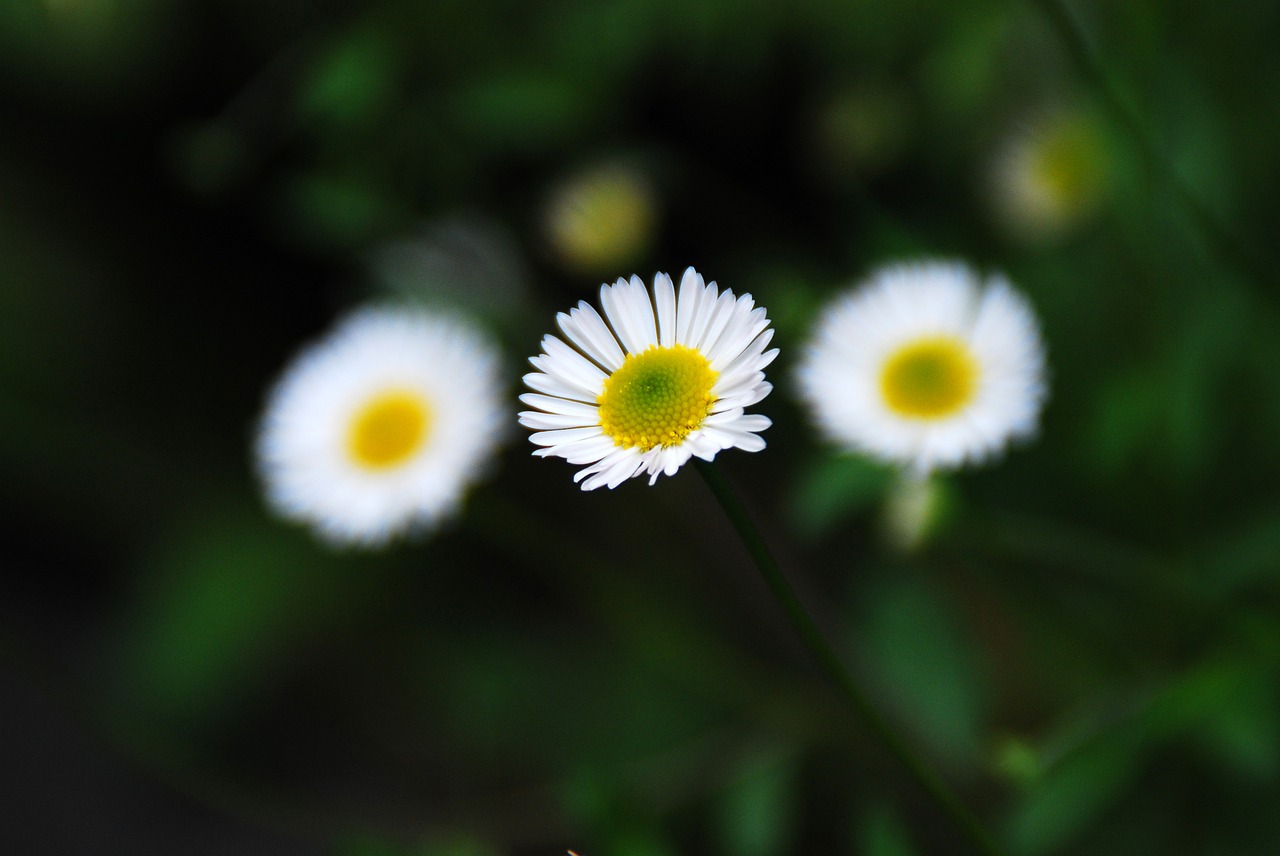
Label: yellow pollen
xmin=880 ymin=337 xmax=979 ymax=419
xmin=347 ymin=389 xmax=432 ymax=469
xmin=597 ymin=344 xmax=718 ymax=451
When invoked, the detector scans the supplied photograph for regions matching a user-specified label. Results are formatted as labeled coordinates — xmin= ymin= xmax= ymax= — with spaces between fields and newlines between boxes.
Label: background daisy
xmin=796 ymin=260 xmax=1047 ymax=473
xmin=256 ymin=307 xmax=504 ymax=546
xmin=519 ymin=268 xmax=777 ymax=489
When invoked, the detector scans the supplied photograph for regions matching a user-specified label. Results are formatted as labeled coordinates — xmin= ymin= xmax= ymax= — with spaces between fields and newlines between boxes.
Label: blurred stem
xmin=696 ymin=461 xmax=1005 ymax=856
xmin=1028 ymin=0 xmax=1273 ymax=293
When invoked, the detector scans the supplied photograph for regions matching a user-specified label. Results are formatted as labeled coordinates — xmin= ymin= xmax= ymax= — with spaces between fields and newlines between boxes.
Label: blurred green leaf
xmin=107 ymin=499 xmax=366 ymax=735
xmin=445 ymin=71 xmax=592 ymax=153
xmin=858 ymin=801 xmax=919 ymax=856
xmin=788 ymin=453 xmax=893 ymax=542
xmin=277 ymin=170 xmax=406 ymax=249
xmin=1006 ymin=732 xmax=1143 ymax=856
xmin=542 ymin=0 xmax=654 ymax=84
xmin=1192 ymin=507 xmax=1280 ymax=599
xmin=714 ymin=750 xmax=797 ymax=856
xmin=1142 ymin=657 xmax=1252 ymax=743
xmin=857 ymin=576 xmax=987 ymax=766
xmin=991 ymin=736 xmax=1043 ymax=789
xmin=300 ymin=24 xmax=405 ymax=129
xmin=1195 ymin=675 xmax=1280 ymax=781
xmin=921 ymin=7 xmax=1014 ymax=121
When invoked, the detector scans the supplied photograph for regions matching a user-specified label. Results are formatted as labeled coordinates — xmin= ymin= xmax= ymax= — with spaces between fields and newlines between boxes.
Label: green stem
xmin=696 ymin=460 xmax=1004 ymax=856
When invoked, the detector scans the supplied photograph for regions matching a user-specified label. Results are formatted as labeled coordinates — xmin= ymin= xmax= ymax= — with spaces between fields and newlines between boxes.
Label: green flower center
xmin=347 ymin=390 xmax=432 ymax=469
xmin=598 ymin=344 xmax=718 ymax=451
xmin=880 ymin=337 xmax=979 ymax=419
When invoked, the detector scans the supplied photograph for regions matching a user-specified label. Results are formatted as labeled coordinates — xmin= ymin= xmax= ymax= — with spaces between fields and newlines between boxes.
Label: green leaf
xmin=858 ymin=801 xmax=919 ymax=856
xmin=788 ymin=453 xmax=893 ymax=542
xmin=106 ymin=499 xmax=366 ymax=738
xmin=299 ymin=24 xmax=404 ymax=129
xmin=714 ymin=750 xmax=797 ymax=856
xmin=857 ymin=576 xmax=987 ymax=766
xmin=1196 ymin=676 xmax=1280 ymax=780
xmin=1006 ymin=733 xmax=1143 ymax=856
xmin=1191 ymin=507 xmax=1280 ymax=599
xmin=446 ymin=72 xmax=591 ymax=153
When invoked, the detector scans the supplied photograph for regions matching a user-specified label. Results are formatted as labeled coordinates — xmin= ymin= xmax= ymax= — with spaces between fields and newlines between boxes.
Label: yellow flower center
xmin=347 ymin=390 xmax=432 ymax=469
xmin=880 ymin=337 xmax=979 ymax=419
xmin=1031 ymin=123 xmax=1104 ymax=213
xmin=597 ymin=344 xmax=718 ymax=451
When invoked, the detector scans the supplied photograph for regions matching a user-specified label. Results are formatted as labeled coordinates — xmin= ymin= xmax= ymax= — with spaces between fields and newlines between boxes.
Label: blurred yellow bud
xmin=882 ymin=472 xmax=948 ymax=551
xmin=543 ymin=162 xmax=658 ymax=276
xmin=989 ymin=108 xmax=1112 ymax=243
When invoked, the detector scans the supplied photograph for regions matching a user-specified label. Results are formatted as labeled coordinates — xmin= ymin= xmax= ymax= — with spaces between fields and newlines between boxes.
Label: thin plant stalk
xmin=695 ymin=460 xmax=1005 ymax=856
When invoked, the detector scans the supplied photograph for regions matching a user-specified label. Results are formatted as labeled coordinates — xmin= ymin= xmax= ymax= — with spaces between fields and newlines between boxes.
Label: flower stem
xmin=695 ymin=460 xmax=1004 ymax=856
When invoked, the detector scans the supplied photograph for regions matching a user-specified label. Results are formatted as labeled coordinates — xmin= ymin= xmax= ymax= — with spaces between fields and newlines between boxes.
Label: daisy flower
xmin=795 ymin=260 xmax=1046 ymax=474
xmin=519 ymin=268 xmax=777 ymax=490
xmin=256 ymin=307 xmax=504 ymax=546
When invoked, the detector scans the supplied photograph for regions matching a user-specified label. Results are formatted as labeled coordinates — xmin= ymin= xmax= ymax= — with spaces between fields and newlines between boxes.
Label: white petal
xmin=654 ymin=272 xmax=677 ymax=347
xmin=686 ymin=280 xmax=722 ymax=350
xmin=704 ymin=294 xmax=755 ymax=351
xmin=731 ymin=413 xmax=772 ymax=433
xmin=623 ymin=274 xmax=659 ymax=349
xmin=694 ymin=290 xmax=739 ymax=354
xmin=553 ymin=434 xmax=619 ymax=464
xmin=518 ymin=393 xmax=599 ymax=419
xmin=675 ymin=267 xmax=705 ymax=344
xmin=600 ymin=277 xmax=652 ymax=354
xmin=522 ymin=371 xmax=596 ymax=404
xmin=528 ymin=426 xmax=605 ymax=447
xmin=701 ymin=425 xmax=767 ymax=453
xmin=518 ymin=410 xmax=598 ymax=430
xmin=714 ymin=327 xmax=773 ymax=375
xmin=540 ymin=336 xmax=608 ymax=393
xmin=559 ymin=303 xmax=625 ymax=370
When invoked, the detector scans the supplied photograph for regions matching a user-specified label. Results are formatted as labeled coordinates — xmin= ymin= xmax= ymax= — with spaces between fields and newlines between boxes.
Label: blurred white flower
xmin=796 ymin=260 xmax=1047 ymax=474
xmin=520 ymin=268 xmax=776 ymax=490
xmin=256 ymin=307 xmax=503 ymax=546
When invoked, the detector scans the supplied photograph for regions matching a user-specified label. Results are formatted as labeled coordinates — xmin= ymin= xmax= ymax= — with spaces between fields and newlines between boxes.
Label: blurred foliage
xmin=3 ymin=0 xmax=1280 ymax=853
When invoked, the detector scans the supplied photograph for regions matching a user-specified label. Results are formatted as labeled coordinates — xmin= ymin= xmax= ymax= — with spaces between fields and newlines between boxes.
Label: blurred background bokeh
xmin=4 ymin=0 xmax=1280 ymax=853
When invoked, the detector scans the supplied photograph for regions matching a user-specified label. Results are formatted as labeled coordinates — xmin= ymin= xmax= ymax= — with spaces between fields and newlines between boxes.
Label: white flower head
xmin=519 ymin=267 xmax=777 ymax=490
xmin=256 ymin=307 xmax=504 ymax=547
xmin=796 ymin=260 xmax=1047 ymax=474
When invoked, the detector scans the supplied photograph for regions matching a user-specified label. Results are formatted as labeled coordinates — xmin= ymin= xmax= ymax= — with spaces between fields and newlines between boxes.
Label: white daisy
xmin=519 ymin=267 xmax=777 ymax=490
xmin=795 ymin=260 xmax=1047 ymax=474
xmin=255 ymin=307 xmax=504 ymax=546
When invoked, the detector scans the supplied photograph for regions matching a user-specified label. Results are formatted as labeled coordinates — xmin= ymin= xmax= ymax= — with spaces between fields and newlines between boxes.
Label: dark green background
xmin=3 ymin=0 xmax=1279 ymax=853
